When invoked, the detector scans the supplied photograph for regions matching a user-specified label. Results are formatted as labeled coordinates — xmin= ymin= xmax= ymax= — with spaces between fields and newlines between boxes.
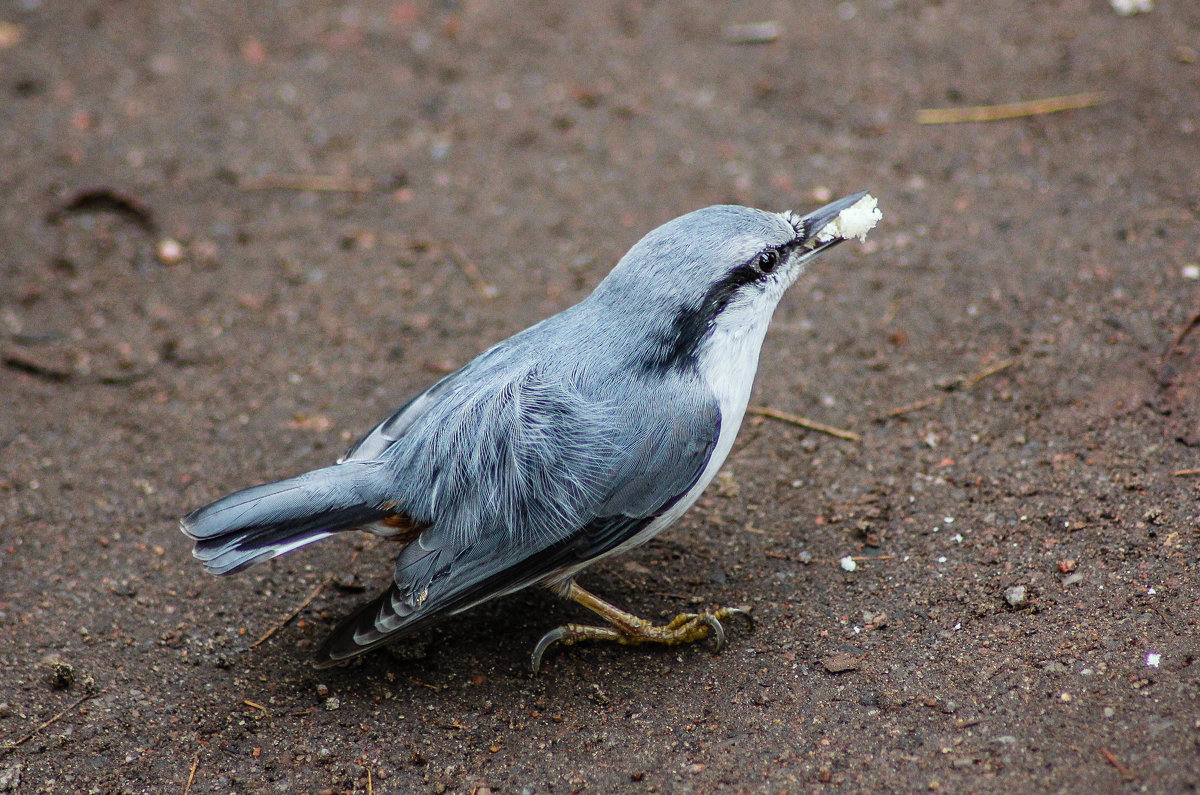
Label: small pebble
xmin=1110 ymin=0 xmax=1152 ymax=16
xmin=821 ymin=653 xmax=861 ymax=673
xmin=156 ymin=237 xmax=185 ymax=265
xmin=323 ymin=696 xmax=340 ymax=711
xmin=1004 ymin=585 xmax=1027 ymax=607
xmin=1145 ymin=652 xmax=1161 ymax=668
xmin=45 ymin=660 xmax=74 ymax=690
xmin=839 ymin=556 xmax=857 ymax=572
xmin=722 ymin=21 xmax=780 ymax=44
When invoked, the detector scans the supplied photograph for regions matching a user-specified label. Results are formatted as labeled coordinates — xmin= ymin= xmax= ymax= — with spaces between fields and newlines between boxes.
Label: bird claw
xmin=529 ymin=604 xmax=754 ymax=673
xmin=701 ymin=613 xmax=726 ymax=653
xmin=530 ymin=626 xmax=567 ymax=674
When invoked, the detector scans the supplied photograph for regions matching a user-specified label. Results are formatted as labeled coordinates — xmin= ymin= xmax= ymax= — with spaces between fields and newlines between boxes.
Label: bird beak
xmin=792 ymin=190 xmax=870 ymax=258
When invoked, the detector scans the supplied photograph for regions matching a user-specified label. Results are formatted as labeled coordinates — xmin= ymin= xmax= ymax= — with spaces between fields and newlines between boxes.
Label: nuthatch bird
xmin=182 ymin=192 xmax=880 ymax=671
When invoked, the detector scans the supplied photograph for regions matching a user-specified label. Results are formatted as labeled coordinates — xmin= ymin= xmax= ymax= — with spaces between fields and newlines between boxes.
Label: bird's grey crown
xmin=586 ymin=205 xmax=802 ymax=372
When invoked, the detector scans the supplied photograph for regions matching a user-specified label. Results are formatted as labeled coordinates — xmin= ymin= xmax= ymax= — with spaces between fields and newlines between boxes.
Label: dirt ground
xmin=2 ymin=1 xmax=1199 ymax=792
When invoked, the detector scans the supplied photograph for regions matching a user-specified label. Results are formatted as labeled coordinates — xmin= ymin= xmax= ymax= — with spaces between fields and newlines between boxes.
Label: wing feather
xmin=315 ymin=367 xmax=719 ymax=665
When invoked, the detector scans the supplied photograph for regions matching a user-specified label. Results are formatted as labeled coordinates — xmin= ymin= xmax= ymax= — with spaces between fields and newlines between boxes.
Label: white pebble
xmin=1145 ymin=652 xmax=1161 ymax=668
xmin=1182 ymin=264 xmax=1199 ymax=280
xmin=1110 ymin=0 xmax=1152 ymax=15
xmin=839 ymin=556 xmax=857 ymax=572
xmin=1004 ymin=585 xmax=1027 ymax=607
xmin=156 ymin=237 xmax=185 ymax=265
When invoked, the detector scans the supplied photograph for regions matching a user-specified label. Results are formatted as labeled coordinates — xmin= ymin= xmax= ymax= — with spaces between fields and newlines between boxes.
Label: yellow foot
xmin=530 ymin=581 xmax=753 ymax=673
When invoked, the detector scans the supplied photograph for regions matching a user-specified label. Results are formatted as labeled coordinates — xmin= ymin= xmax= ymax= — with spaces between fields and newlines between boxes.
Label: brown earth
xmin=2 ymin=1 xmax=1199 ymax=792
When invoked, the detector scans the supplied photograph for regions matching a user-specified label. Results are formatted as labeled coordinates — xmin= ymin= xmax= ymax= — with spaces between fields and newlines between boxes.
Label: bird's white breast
xmin=557 ymin=307 xmax=773 ymax=578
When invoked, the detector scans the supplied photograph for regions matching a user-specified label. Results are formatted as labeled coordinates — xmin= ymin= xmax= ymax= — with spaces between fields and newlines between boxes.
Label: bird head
xmin=591 ymin=192 xmax=871 ymax=371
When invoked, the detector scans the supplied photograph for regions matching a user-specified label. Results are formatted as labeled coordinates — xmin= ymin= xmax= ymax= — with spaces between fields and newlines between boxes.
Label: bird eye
xmin=757 ymin=249 xmax=780 ymax=273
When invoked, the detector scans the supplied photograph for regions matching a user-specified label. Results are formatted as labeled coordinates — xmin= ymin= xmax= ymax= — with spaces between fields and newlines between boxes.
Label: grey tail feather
xmin=181 ymin=461 xmax=393 ymax=576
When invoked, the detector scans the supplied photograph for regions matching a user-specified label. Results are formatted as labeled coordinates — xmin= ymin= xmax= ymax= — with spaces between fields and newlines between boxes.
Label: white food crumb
xmin=1145 ymin=652 xmax=1161 ymax=668
xmin=1110 ymin=0 xmax=1152 ymax=16
xmin=814 ymin=194 xmax=883 ymax=244
xmin=839 ymin=556 xmax=857 ymax=572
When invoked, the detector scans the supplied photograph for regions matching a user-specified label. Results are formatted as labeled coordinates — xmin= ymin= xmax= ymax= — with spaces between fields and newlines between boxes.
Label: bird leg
xmin=530 ymin=581 xmax=752 ymax=672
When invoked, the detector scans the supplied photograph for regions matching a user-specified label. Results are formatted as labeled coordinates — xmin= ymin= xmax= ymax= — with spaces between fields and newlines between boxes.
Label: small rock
xmin=1004 ymin=585 xmax=1027 ymax=607
xmin=821 ymin=653 xmax=861 ymax=673
xmin=156 ymin=237 xmax=186 ymax=265
xmin=0 ymin=763 xmax=22 ymax=793
xmin=323 ymin=696 xmax=340 ymax=711
xmin=839 ymin=556 xmax=857 ymax=572
xmin=45 ymin=659 xmax=74 ymax=690
xmin=862 ymin=610 xmax=888 ymax=630
xmin=1062 ymin=572 xmax=1084 ymax=587
xmin=315 ymin=683 xmax=329 ymax=697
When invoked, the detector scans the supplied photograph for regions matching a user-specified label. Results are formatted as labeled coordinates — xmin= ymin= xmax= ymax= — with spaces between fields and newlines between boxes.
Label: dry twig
xmin=960 ymin=358 xmax=1015 ymax=388
xmin=251 ymin=546 xmax=368 ymax=648
xmin=239 ymin=174 xmax=374 ymax=193
xmin=886 ymin=395 xmax=943 ymax=418
xmin=183 ymin=749 xmax=200 ymax=795
xmin=1 ymin=691 xmax=96 ymax=756
xmin=447 ymin=242 xmax=499 ymax=299
xmin=1167 ymin=310 xmax=1200 ymax=354
xmin=1172 ymin=468 xmax=1200 ymax=477
xmin=917 ymin=91 xmax=1111 ymax=124
xmin=884 ymin=359 xmax=1015 ymax=418
xmin=747 ymin=406 xmax=860 ymax=441
xmin=251 ymin=577 xmax=329 ymax=648
xmin=1100 ymin=747 xmax=1137 ymax=781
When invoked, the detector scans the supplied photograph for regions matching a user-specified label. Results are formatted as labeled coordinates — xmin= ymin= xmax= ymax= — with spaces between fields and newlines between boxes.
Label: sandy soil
xmin=2 ymin=1 xmax=1198 ymax=792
